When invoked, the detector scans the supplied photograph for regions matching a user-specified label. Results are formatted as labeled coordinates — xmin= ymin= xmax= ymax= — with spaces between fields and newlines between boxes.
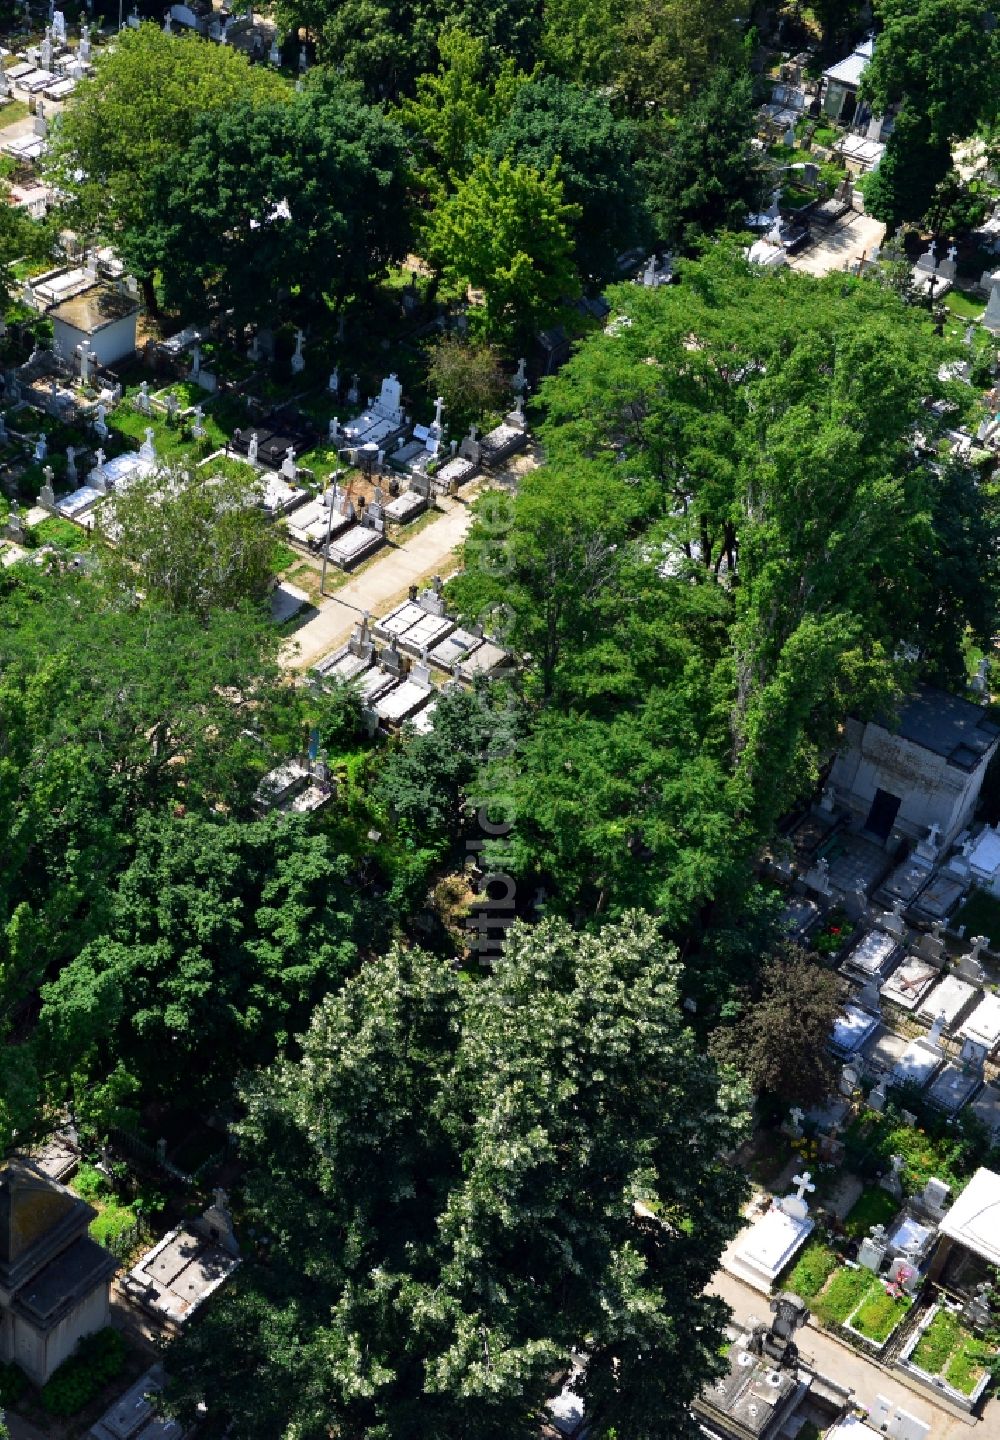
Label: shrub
xmin=843 ymin=1185 xmax=900 ymax=1239
xmin=41 ymin=1328 xmax=126 ymax=1415
xmin=0 ymin=1361 xmax=27 ymax=1407
xmin=785 ymin=1240 xmax=839 ymax=1300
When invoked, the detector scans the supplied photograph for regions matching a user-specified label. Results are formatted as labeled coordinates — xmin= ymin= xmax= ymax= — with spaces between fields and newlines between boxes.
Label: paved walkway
xmin=280 ymin=488 xmax=481 ymax=672
xmin=710 ymin=1268 xmax=992 ymax=1437
xmin=789 ymin=211 xmax=886 ymax=278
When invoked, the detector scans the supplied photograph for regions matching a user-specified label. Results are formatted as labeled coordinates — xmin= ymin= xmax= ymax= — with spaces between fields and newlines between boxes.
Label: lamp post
xmin=319 ymin=468 xmax=344 ymax=597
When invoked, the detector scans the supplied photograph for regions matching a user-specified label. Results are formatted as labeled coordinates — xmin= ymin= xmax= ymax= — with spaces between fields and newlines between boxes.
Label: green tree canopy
xmin=425 ymin=156 xmax=580 ymax=346
xmin=154 ymin=75 xmax=411 ymax=324
xmin=424 ymin=333 xmax=509 ymax=435
xmin=168 ymin=914 xmax=748 ymax=1439
xmin=639 ymin=62 xmax=759 ymax=252
xmin=487 ymin=75 xmax=646 ymax=282
xmin=97 ymin=463 xmax=276 ymax=618
xmin=449 ymin=250 xmax=999 ymax=923
xmin=860 ymin=0 xmax=1000 ymax=228
xmin=46 ymin=25 xmax=287 ymax=305
xmin=36 ymin=811 xmax=373 ymax=1112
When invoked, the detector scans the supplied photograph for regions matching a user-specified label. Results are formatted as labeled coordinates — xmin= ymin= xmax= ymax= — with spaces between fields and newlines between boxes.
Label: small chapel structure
xmin=0 ymin=1159 xmax=118 ymax=1385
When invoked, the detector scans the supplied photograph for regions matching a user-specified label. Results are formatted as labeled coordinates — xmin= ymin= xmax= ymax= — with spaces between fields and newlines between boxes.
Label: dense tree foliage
xmin=488 ymin=76 xmax=645 ymax=281
xmin=449 ymin=249 xmax=998 ymax=924
xmin=0 ymin=569 xmax=280 ymax=1146
xmin=861 ymin=0 xmax=1000 ymax=228
xmin=710 ymin=952 xmax=845 ymax=1106
xmin=424 ymin=334 xmax=509 ymax=434
xmin=37 ymin=812 xmax=374 ymax=1111
xmin=640 ymin=63 xmax=759 ymax=252
xmin=155 ymin=76 xmax=411 ymax=323
xmin=98 ymin=464 xmax=276 ymax=617
xmin=168 ymin=915 xmax=748 ymax=1439
xmin=47 ymin=25 xmax=286 ymax=308
xmin=426 ymin=156 xmax=581 ymax=345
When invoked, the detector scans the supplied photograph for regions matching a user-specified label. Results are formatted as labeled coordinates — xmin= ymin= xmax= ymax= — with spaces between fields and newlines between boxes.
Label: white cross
xmin=789 ymin=1107 xmax=805 ymax=1128
xmin=792 ymin=1171 xmax=815 ymax=1202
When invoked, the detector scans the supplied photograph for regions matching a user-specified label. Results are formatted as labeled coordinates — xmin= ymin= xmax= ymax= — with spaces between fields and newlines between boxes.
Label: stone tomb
xmin=958 ymin=992 xmax=1000 ymax=1054
xmin=879 ymin=956 xmax=938 ymax=1011
xmin=87 ymin=1362 xmax=182 ymax=1440
xmin=925 ymin=1063 xmax=981 ymax=1115
xmin=125 ymin=1216 xmax=239 ymax=1326
xmin=889 ymin=1034 xmax=944 ymax=1090
xmin=842 ymin=927 xmax=901 ymax=983
xmin=829 ymin=1004 xmax=880 ymax=1056
xmin=0 ymin=1160 xmax=117 ymax=1385
xmin=915 ymin=973 xmax=978 ymax=1031
xmin=383 ymin=488 xmax=428 ymax=524
xmin=727 ymin=1174 xmax=816 ymax=1294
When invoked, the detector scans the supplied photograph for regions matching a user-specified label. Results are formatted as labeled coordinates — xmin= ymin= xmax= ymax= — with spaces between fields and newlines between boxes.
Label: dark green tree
xmin=167 ymin=914 xmax=748 ymax=1439
xmin=710 ymin=951 xmax=845 ymax=1106
xmin=154 ymin=76 xmax=410 ymax=325
xmin=639 ymin=62 xmax=758 ymax=252
xmin=488 ymin=75 xmax=646 ymax=281
xmin=36 ymin=811 xmax=372 ymax=1111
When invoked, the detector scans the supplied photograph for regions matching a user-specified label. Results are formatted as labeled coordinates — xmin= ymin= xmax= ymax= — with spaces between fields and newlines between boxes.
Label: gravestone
xmin=780 ymin=1171 xmax=815 ymax=1222
xmin=268 ymin=34 xmax=280 ymax=64
xmin=193 ymin=1186 xmax=239 ymax=1257
xmin=248 ymin=432 xmax=259 ymax=464
xmin=963 ymin=1281 xmax=993 ymax=1335
xmin=859 ymin=1223 xmax=888 ymax=1272
xmin=329 ymin=417 xmax=340 ymax=442
xmin=34 ymin=434 xmax=47 ymax=462
xmin=959 ymin=1036 xmax=988 ymax=1077
xmin=281 ymin=447 xmax=297 ymax=481
xmin=346 ymin=373 xmax=360 ymax=407
xmin=881 ymin=898 xmax=907 ymax=939
xmin=291 ymin=329 xmax=305 ymax=375
xmin=858 ymin=977 xmax=882 ymax=1013
xmin=94 ymin=403 xmax=108 ymax=441
xmin=328 ymin=365 xmax=339 ymax=395
xmin=937 ymin=244 xmax=959 ymax=283
xmin=786 ymin=1106 xmax=804 ymax=1138
xmin=66 ymin=445 xmax=77 ymax=484
xmin=513 ymin=356 xmax=527 ymax=392
xmin=868 ymin=1081 xmax=887 ymax=1113
xmin=139 ymin=427 xmax=156 ymax=462
xmin=135 ymin=380 xmax=150 ymax=414
xmin=915 ymin=242 xmax=937 ymax=274
xmin=844 ymin=884 xmax=869 ymax=923
xmin=985 ymin=278 xmax=1000 ymax=335
xmin=38 ymin=466 xmax=56 ymax=511
xmin=6 ymin=502 xmax=24 ymax=542
xmin=918 ymin=1177 xmax=950 ymax=1219
xmin=840 ymin=1064 xmax=860 ymax=1096
xmin=191 ymin=405 xmax=205 ymax=438
xmin=803 ymin=856 xmax=831 ymax=896
xmin=880 ymin=1153 xmax=906 ymax=1199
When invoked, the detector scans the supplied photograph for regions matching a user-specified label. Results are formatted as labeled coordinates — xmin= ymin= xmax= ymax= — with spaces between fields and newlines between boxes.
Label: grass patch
xmin=946 ymin=1334 xmax=992 ymax=1394
xmin=271 ymin=539 xmax=298 ymax=575
xmin=813 ymin=1267 xmax=874 ymax=1327
xmin=953 ymin=888 xmax=1000 ymax=948
xmin=784 ymin=1239 xmax=839 ymax=1300
xmin=946 ymin=290 xmax=986 ymax=322
xmin=33 ymin=515 xmax=91 ymax=549
xmin=41 ymin=1328 xmax=126 ymax=1415
xmin=913 ymin=1308 xmax=962 ymax=1373
xmin=71 ymin=1163 xmax=139 ymax=1248
xmin=810 ymin=124 xmax=840 ymax=148
xmin=850 ymin=1285 xmax=911 ymax=1344
xmin=843 ymin=1185 xmax=900 ymax=1239
xmin=0 ymin=98 xmax=30 ymax=126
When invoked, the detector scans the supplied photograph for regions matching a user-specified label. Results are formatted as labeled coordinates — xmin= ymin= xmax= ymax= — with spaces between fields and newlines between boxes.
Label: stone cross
xmin=947 ymin=245 xmax=958 ymax=264
xmin=513 ymin=356 xmax=527 ymax=391
xmin=94 ymin=446 xmax=105 ymax=469
xmin=329 ymin=416 xmax=340 ymax=441
xmin=468 ymin=423 xmax=478 ymax=442
xmin=788 ymin=1106 xmax=805 ymax=1134
xmin=192 ymin=405 xmax=205 ymax=437
xmin=291 ymin=329 xmax=306 ymax=374
xmin=299 ymin=43 xmax=307 ymax=70
xmin=191 ymin=343 xmax=201 ymax=377
xmin=213 ymin=1186 xmax=229 ymax=1212
xmin=248 ymin=431 xmax=258 ymax=463
xmin=432 ymin=395 xmax=445 ymax=431
xmin=66 ymin=445 xmax=76 ymax=482
xmin=927 ymin=1012 xmax=946 ymax=1047
xmin=328 ymin=366 xmax=339 ymax=394
xmin=792 ymin=1171 xmax=815 ymax=1204
xmin=269 ymin=35 xmax=280 ymax=65
xmin=35 ymin=434 xmax=47 ymax=461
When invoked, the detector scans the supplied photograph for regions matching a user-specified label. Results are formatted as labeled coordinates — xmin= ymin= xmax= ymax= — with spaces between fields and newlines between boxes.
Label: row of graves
xmin=716 ymin=684 xmax=1000 ymax=1429
xmin=237 ymin=367 xmax=530 ymax=572
xmin=310 ymin=582 xmax=511 ymax=735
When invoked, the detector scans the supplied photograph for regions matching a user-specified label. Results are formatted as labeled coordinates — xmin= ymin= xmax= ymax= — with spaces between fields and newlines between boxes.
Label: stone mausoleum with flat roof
xmin=0 ymin=1159 xmax=117 ymax=1385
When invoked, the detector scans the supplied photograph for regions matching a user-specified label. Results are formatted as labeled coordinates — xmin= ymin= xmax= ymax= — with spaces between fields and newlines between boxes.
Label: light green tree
xmin=425 ymin=156 xmax=580 ymax=345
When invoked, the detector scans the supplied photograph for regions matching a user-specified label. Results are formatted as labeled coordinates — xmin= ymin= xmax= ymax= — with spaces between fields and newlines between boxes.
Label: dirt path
xmin=280 ymin=487 xmax=481 ymax=673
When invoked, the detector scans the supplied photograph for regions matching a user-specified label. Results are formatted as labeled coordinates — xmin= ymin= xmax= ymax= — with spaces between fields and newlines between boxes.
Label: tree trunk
xmin=140 ymin=273 xmax=160 ymax=319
